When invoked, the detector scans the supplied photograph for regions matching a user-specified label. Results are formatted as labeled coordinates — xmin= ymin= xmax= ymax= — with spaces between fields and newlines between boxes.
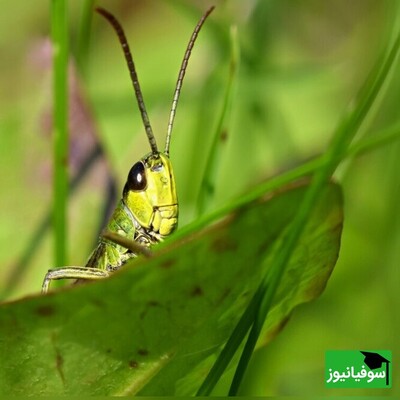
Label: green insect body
xmin=85 ymin=152 xmax=178 ymax=272
xmin=42 ymin=6 xmax=214 ymax=293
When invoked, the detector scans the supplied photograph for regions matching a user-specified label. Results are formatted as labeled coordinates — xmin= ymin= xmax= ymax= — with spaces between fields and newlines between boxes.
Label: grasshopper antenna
xmin=164 ymin=6 xmax=215 ymax=156
xmin=96 ymin=7 xmax=158 ymax=154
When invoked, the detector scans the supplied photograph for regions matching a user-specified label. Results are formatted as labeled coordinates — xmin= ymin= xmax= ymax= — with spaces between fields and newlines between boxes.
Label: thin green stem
xmin=196 ymin=25 xmax=239 ymax=216
xmin=52 ymin=0 xmax=69 ymax=268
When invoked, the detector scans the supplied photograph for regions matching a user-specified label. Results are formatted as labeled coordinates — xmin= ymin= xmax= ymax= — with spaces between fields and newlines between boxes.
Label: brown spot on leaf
xmin=220 ymin=129 xmax=228 ymax=142
xmin=51 ymin=333 xmax=65 ymax=386
xmin=56 ymin=352 xmax=65 ymax=385
xmin=137 ymin=348 xmax=149 ymax=356
xmin=256 ymin=233 xmax=278 ymax=258
xmin=303 ymin=259 xmax=336 ymax=301
xmin=129 ymin=360 xmax=139 ymax=368
xmin=190 ymin=286 xmax=203 ymax=297
xmin=215 ymin=287 xmax=231 ymax=306
xmin=160 ymin=258 xmax=175 ymax=269
xmin=258 ymin=178 xmax=310 ymax=205
xmin=261 ymin=316 xmax=291 ymax=346
xmin=91 ymin=298 xmax=106 ymax=308
xmin=36 ymin=305 xmax=54 ymax=317
xmin=211 ymin=236 xmax=238 ymax=253
xmin=140 ymin=301 xmax=162 ymax=320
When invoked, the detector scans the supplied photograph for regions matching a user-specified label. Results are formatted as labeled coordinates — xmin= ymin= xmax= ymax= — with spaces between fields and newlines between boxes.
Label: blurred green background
xmin=0 ymin=0 xmax=398 ymax=396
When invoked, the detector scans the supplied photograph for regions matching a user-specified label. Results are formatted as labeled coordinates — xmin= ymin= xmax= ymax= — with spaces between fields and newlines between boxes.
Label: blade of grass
xmin=196 ymin=25 xmax=239 ymax=216
xmin=52 ymin=0 xmax=69 ymax=268
xmin=196 ymin=22 xmax=400 ymax=396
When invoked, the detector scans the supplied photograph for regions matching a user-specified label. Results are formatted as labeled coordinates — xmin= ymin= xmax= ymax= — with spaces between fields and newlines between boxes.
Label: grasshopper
xmin=42 ymin=6 xmax=214 ymax=293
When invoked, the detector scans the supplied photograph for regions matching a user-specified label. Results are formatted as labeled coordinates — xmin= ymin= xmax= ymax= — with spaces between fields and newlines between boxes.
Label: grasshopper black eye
xmin=125 ymin=161 xmax=147 ymax=192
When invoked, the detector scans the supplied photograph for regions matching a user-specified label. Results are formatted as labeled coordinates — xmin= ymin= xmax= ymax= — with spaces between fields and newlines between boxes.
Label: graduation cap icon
xmin=360 ymin=351 xmax=390 ymax=386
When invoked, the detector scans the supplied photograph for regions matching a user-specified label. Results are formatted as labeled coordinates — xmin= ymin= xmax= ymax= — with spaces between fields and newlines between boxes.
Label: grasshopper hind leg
xmin=41 ymin=267 xmax=110 ymax=294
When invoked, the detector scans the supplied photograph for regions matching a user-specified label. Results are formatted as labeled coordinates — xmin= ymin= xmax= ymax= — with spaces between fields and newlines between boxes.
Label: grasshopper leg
xmin=42 ymin=267 xmax=110 ymax=294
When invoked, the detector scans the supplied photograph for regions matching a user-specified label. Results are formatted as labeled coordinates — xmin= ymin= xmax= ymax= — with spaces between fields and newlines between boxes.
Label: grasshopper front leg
xmin=42 ymin=267 xmax=110 ymax=294
xmin=41 ymin=230 xmax=151 ymax=294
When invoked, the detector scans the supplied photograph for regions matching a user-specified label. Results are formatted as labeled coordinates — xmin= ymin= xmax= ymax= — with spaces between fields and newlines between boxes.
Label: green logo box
xmin=325 ymin=350 xmax=392 ymax=388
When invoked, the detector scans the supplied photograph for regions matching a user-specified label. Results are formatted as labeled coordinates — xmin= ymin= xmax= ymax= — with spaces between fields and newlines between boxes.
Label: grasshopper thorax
xmin=123 ymin=152 xmax=178 ymax=237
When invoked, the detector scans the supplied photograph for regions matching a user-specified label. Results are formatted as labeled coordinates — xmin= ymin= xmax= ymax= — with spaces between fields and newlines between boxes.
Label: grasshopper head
xmin=123 ymin=152 xmax=178 ymax=237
